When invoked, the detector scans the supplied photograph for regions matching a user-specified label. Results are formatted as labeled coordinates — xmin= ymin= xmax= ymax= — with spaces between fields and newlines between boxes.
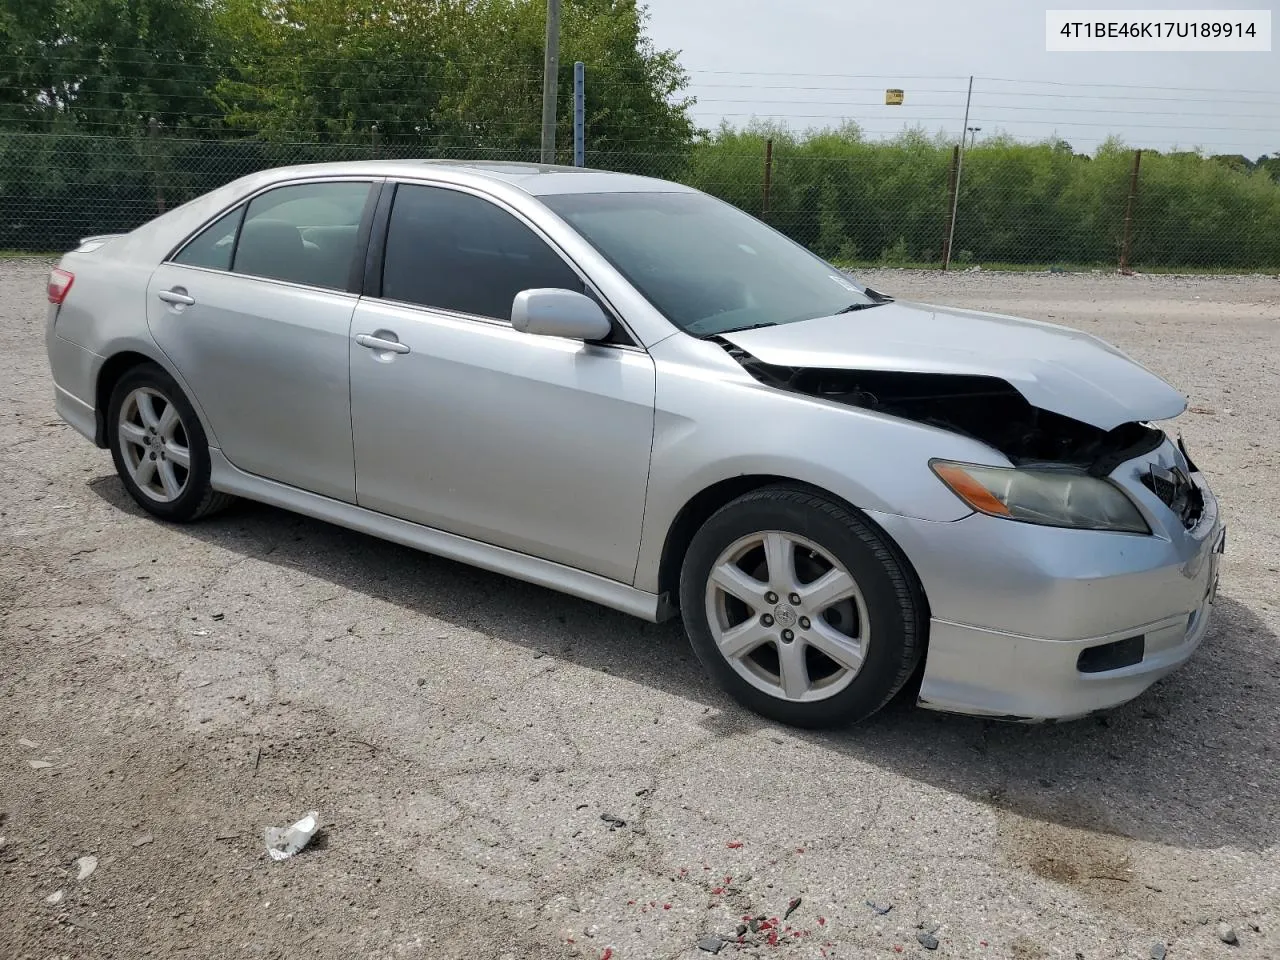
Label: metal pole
xmin=149 ymin=117 xmax=165 ymax=214
xmin=1119 ymin=149 xmax=1142 ymax=274
xmin=762 ymin=138 xmax=774 ymax=217
xmin=940 ymin=144 xmax=959 ymax=267
xmin=540 ymin=0 xmax=561 ymax=164
xmin=942 ymin=75 xmax=973 ymax=271
xmin=573 ymin=61 xmax=585 ymax=167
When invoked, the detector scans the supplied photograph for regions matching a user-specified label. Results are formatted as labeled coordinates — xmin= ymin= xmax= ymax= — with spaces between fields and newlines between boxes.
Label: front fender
xmin=633 ymin=335 xmax=999 ymax=593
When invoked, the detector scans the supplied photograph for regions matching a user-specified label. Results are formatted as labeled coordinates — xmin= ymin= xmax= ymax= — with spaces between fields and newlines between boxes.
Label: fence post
xmin=1119 ymin=149 xmax=1142 ymax=274
xmin=148 ymin=117 xmax=165 ymax=215
xmin=762 ymin=138 xmax=773 ymax=218
xmin=573 ymin=61 xmax=585 ymax=167
xmin=372 ymin=124 xmax=380 ymax=160
xmin=940 ymin=144 xmax=960 ymax=268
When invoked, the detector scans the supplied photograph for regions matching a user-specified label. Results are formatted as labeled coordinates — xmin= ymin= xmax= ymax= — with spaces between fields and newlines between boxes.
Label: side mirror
xmin=511 ymin=288 xmax=612 ymax=341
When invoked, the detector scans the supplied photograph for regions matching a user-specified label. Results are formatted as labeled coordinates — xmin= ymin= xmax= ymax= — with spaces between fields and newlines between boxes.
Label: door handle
xmin=157 ymin=288 xmax=196 ymax=306
xmin=355 ymin=333 xmax=410 ymax=355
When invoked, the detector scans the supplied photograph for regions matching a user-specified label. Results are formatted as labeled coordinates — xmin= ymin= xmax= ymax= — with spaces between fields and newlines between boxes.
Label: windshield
xmin=540 ymin=191 xmax=874 ymax=337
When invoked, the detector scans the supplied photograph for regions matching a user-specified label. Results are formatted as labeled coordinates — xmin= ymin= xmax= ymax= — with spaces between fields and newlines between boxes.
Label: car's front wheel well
xmin=658 ymin=476 xmax=931 ymax=615
xmin=658 ymin=475 xmax=816 ymax=611
xmin=94 ymin=352 xmax=154 ymax=447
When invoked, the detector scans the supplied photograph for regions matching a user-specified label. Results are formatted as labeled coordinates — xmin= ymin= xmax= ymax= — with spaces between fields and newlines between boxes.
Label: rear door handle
xmin=157 ymin=288 xmax=196 ymax=306
xmin=355 ymin=333 xmax=410 ymax=354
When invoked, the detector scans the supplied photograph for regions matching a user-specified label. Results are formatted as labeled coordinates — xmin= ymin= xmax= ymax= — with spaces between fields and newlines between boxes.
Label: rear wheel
xmin=107 ymin=363 xmax=233 ymax=522
xmin=679 ymin=485 xmax=926 ymax=727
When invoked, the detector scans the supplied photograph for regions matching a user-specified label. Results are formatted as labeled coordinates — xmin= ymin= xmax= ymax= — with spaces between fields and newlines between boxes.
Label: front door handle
xmin=157 ymin=288 xmax=196 ymax=306
xmin=355 ymin=333 xmax=410 ymax=355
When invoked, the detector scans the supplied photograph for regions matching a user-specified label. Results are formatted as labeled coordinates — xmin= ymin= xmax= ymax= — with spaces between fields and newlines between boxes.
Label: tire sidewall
xmin=107 ymin=363 xmax=215 ymax=522
xmin=680 ymin=490 xmax=918 ymax=727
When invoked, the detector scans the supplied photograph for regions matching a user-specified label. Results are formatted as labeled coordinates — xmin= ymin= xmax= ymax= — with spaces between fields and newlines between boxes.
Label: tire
xmin=106 ymin=362 xmax=234 ymax=522
xmin=679 ymin=484 xmax=926 ymax=728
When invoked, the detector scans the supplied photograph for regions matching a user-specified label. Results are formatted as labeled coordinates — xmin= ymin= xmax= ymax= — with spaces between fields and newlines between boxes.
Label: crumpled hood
xmin=719 ymin=300 xmax=1186 ymax=431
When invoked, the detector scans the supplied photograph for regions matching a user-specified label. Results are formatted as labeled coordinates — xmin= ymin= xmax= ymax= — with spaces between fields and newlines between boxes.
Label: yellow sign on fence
xmin=885 ymin=88 xmax=905 ymax=105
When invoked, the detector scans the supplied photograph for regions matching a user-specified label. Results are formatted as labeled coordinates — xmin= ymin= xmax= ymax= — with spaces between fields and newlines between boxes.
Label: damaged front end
xmin=717 ymin=338 xmax=1168 ymax=477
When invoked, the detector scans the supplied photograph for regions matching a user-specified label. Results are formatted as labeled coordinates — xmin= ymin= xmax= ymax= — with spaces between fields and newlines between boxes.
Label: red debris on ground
xmin=796 ymin=847 xmax=806 ymax=853
xmin=663 ymin=903 xmax=672 ymax=911
xmin=727 ymin=841 xmax=743 ymax=849
xmin=817 ymin=917 xmax=826 ymax=926
xmin=600 ymin=948 xmax=613 ymax=960
xmin=711 ymin=887 xmax=724 ymax=895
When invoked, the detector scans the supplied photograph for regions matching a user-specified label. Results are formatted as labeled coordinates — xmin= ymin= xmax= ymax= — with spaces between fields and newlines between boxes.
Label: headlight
xmin=931 ymin=460 xmax=1149 ymax=533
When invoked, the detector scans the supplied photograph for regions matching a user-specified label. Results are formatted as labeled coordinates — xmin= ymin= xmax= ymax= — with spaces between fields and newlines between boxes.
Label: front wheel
xmin=679 ymin=485 xmax=926 ymax=728
xmin=106 ymin=362 xmax=234 ymax=522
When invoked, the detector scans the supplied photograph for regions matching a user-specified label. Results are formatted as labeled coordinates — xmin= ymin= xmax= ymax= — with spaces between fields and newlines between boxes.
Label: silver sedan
xmin=44 ymin=160 xmax=1225 ymax=726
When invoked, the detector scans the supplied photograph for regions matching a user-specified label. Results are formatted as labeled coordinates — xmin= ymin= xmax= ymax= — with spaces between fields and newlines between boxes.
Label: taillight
xmin=48 ymin=268 xmax=75 ymax=305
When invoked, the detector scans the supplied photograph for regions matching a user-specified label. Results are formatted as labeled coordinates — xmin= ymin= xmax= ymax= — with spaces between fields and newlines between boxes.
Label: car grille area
xmin=1141 ymin=463 xmax=1204 ymax=529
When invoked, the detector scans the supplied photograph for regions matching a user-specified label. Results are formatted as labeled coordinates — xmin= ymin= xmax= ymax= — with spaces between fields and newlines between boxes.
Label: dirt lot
xmin=2 ymin=260 xmax=1278 ymax=960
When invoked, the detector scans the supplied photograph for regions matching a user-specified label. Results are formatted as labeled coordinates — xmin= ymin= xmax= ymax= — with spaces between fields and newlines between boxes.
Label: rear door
xmin=146 ymin=179 xmax=378 ymax=502
xmin=348 ymin=182 xmax=656 ymax=583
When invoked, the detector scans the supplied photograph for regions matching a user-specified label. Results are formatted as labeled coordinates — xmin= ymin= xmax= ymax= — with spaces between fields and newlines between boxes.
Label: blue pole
xmin=573 ymin=61 xmax=585 ymax=167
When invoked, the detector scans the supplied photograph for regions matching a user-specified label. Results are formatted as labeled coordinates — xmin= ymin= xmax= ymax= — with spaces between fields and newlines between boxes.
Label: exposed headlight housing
xmin=930 ymin=460 xmax=1149 ymax=533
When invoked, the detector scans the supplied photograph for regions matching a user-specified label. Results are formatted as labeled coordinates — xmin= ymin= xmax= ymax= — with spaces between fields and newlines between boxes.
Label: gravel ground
xmin=2 ymin=259 xmax=1278 ymax=960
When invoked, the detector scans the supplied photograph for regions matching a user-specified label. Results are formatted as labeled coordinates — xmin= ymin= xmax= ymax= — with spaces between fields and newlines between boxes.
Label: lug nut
xmin=765 ymin=591 xmax=778 ymax=604
xmin=799 ymin=616 xmax=811 ymax=629
xmin=789 ymin=593 xmax=801 ymax=605
xmin=149 ymin=451 xmax=157 ymax=460
xmin=761 ymin=613 xmax=774 ymax=627
xmin=781 ymin=629 xmax=794 ymax=642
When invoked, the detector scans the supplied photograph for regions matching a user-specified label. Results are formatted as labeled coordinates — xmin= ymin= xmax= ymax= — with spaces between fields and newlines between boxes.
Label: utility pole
xmin=540 ymin=0 xmax=561 ymax=165
xmin=967 ymin=126 xmax=981 ymax=148
xmin=943 ymin=75 xmax=974 ymax=271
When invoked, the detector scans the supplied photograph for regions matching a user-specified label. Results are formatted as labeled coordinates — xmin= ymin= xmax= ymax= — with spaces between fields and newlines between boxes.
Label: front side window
xmin=381 ymin=184 xmax=583 ymax=320
xmin=541 ymin=191 xmax=878 ymax=337
xmin=231 ymin=181 xmax=372 ymax=289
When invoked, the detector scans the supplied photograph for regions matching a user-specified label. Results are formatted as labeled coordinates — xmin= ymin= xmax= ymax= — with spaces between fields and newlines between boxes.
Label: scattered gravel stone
xmin=866 ymin=900 xmax=893 ymax=915
xmin=45 ymin=890 xmax=65 ymax=905
xmin=1150 ymin=942 xmax=1167 ymax=960
xmin=735 ymin=924 xmax=748 ymax=937
xmin=1217 ymin=922 xmax=1238 ymax=945
xmin=17 ymin=738 xmax=37 ymax=749
xmin=75 ymin=855 xmax=98 ymax=881
xmin=27 ymin=760 xmax=52 ymax=769
xmin=917 ymin=931 xmax=939 ymax=951
xmin=696 ymin=936 xmax=724 ymax=954
xmin=783 ymin=897 xmax=802 ymax=920
xmin=132 ymin=832 xmax=154 ymax=847
xmin=599 ymin=813 xmax=626 ymax=829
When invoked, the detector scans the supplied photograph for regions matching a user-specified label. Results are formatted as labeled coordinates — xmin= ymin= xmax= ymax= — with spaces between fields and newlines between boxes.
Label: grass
xmin=0 ymin=249 xmax=60 ymax=259
xmin=835 ymin=259 xmax=1280 ymax=275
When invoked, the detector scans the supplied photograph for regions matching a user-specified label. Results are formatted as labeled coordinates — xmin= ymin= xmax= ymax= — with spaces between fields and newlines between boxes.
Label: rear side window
xmin=381 ymin=184 xmax=582 ymax=320
xmin=173 ymin=207 xmax=243 ymax=270
xmin=232 ymin=182 xmax=372 ymax=290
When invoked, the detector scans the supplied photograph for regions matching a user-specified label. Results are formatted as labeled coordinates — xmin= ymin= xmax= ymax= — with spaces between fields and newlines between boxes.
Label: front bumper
xmin=870 ymin=438 xmax=1224 ymax=720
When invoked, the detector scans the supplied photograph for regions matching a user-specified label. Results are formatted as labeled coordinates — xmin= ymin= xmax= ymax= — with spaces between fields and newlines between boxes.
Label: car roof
xmin=249 ymin=159 xmax=697 ymax=197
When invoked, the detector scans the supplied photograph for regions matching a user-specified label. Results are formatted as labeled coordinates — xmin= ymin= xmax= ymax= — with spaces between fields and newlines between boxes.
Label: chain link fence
xmin=3 ymin=123 xmax=1280 ymax=270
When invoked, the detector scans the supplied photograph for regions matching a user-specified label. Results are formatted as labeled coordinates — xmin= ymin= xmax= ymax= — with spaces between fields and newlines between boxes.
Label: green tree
xmin=0 ymin=0 xmax=227 ymax=129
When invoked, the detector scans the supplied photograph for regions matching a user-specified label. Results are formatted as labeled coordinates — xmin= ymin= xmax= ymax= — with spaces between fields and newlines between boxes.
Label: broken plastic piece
xmin=265 ymin=810 xmax=320 ymax=861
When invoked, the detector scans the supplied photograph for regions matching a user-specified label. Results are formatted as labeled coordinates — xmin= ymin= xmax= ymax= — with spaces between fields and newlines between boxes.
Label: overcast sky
xmin=640 ymin=0 xmax=1279 ymax=157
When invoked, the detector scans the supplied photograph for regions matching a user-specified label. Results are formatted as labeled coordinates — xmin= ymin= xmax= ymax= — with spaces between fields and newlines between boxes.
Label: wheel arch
xmin=93 ymin=347 xmax=216 ymax=449
xmin=655 ymin=474 xmax=932 ymax=626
